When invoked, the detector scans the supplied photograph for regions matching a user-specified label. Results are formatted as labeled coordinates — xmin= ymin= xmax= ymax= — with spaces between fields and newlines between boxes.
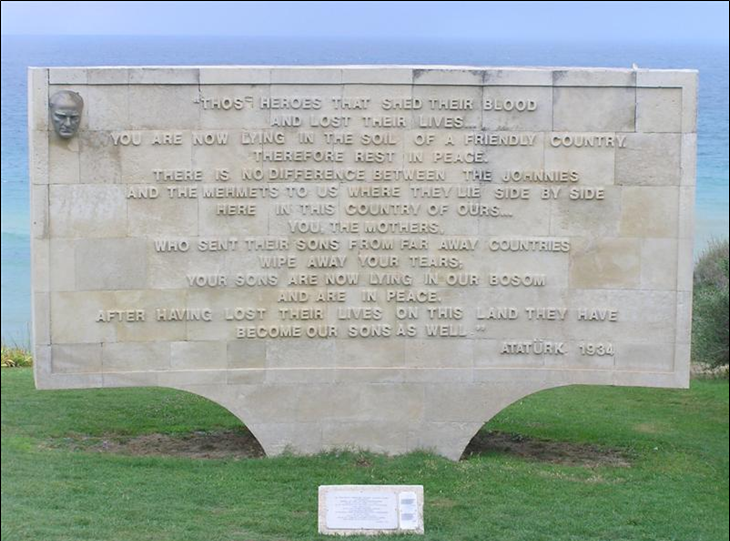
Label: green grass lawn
xmin=2 ymin=368 xmax=728 ymax=541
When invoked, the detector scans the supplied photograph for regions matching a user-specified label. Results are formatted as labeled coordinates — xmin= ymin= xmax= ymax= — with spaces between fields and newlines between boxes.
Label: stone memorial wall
xmin=30 ymin=66 xmax=696 ymax=459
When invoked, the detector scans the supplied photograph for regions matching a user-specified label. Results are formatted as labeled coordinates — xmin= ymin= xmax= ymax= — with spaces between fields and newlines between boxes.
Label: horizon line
xmin=1 ymin=33 xmax=728 ymax=45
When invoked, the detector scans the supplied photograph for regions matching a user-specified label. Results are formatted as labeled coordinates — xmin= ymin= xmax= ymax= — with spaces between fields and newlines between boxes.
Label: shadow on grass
xmin=462 ymin=430 xmax=632 ymax=467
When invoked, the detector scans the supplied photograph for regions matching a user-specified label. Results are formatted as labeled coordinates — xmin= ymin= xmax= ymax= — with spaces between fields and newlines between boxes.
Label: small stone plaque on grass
xmin=318 ymin=485 xmax=424 ymax=535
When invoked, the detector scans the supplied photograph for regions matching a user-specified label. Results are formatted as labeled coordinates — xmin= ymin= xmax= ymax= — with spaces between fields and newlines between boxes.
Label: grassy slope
xmin=2 ymin=368 xmax=728 ymax=541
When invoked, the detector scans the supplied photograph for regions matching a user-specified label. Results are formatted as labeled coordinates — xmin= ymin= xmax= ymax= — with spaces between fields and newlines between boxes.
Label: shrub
xmin=694 ymin=238 xmax=729 ymax=289
xmin=692 ymin=239 xmax=729 ymax=370
xmin=1 ymin=344 xmax=33 ymax=368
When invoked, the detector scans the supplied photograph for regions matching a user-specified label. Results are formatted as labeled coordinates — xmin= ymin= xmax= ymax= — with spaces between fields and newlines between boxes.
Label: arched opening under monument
xmin=458 ymin=384 xmax=633 ymax=467
xmin=40 ymin=379 xmax=652 ymax=467
xmin=45 ymin=384 xmax=266 ymax=460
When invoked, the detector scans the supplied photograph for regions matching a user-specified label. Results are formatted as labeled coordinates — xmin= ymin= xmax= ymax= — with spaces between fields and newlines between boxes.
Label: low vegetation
xmin=1 ymin=344 xmax=33 ymax=368
xmin=692 ymin=238 xmax=730 ymax=371
xmin=2 ymin=369 xmax=728 ymax=541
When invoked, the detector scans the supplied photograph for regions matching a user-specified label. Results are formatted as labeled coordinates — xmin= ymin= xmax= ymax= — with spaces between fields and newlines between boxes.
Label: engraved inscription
xmin=32 ymin=66 xmax=696 ymax=460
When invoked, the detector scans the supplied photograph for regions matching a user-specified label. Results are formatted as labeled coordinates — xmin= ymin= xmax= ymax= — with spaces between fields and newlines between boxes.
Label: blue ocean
xmin=1 ymin=36 xmax=728 ymax=341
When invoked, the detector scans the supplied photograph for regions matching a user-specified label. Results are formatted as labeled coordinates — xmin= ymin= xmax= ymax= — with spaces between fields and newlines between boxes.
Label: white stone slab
xmin=30 ymin=65 xmax=697 ymax=460
xmin=319 ymin=485 xmax=424 ymax=535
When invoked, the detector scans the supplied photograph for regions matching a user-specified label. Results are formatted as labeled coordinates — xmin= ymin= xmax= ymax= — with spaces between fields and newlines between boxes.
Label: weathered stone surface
xmin=31 ymin=66 xmax=696 ymax=460
xmin=553 ymin=86 xmax=635 ymax=131
xmin=75 ymin=238 xmax=148 ymax=290
xmin=636 ymin=88 xmax=682 ymax=133
xmin=616 ymin=133 xmax=681 ymax=186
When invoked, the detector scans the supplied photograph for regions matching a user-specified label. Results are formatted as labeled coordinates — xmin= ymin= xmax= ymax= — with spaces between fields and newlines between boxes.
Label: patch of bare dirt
xmin=50 ymin=429 xmax=630 ymax=466
xmin=461 ymin=431 xmax=631 ymax=467
xmin=60 ymin=430 xmax=265 ymax=459
xmin=354 ymin=456 xmax=373 ymax=468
